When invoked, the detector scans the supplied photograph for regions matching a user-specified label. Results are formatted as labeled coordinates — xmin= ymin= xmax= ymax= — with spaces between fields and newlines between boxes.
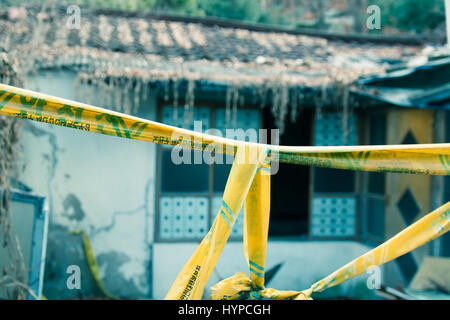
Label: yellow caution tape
xmin=210 ymin=200 xmax=450 ymax=300
xmin=1 ymin=83 xmax=449 ymax=175
xmin=210 ymin=159 xmax=314 ymax=300
xmin=2 ymin=84 xmax=449 ymax=300
xmin=72 ymin=230 xmax=116 ymax=299
xmin=243 ymin=157 xmax=271 ymax=291
xmin=169 ymin=150 xmax=449 ymax=300
xmin=165 ymin=145 xmax=268 ymax=299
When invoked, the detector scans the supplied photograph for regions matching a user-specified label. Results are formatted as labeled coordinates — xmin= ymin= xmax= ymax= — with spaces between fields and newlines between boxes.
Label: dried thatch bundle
xmin=0 ymin=51 xmax=27 ymax=299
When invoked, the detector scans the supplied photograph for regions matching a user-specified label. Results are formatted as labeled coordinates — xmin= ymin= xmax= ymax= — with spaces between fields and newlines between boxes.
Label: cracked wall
xmin=17 ymin=70 xmax=157 ymax=299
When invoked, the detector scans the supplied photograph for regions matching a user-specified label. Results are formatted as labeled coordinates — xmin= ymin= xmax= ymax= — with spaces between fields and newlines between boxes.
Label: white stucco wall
xmin=18 ymin=70 xmax=157 ymax=298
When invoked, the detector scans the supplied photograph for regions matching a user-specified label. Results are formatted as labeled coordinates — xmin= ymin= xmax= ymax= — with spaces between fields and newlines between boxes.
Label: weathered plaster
xmin=18 ymin=70 xmax=158 ymax=298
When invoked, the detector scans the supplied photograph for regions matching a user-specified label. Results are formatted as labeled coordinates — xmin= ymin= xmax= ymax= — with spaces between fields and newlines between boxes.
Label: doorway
xmin=263 ymin=109 xmax=312 ymax=237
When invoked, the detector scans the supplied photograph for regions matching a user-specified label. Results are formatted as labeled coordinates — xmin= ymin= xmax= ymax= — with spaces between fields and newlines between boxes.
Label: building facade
xmin=1 ymin=6 xmax=449 ymax=299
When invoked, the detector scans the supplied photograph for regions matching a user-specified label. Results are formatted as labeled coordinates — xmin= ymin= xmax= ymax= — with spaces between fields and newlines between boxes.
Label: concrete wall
xmin=19 ymin=70 xmax=157 ymax=298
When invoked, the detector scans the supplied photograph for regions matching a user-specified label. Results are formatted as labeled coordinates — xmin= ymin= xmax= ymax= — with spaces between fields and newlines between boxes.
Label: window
xmin=310 ymin=112 xmax=359 ymax=238
xmin=156 ymin=105 xmax=260 ymax=241
xmin=0 ymin=189 xmax=47 ymax=299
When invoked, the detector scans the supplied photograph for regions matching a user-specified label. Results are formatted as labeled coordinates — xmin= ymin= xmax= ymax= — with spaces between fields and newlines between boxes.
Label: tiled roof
xmin=0 ymin=52 xmax=20 ymax=86
xmin=0 ymin=5 xmax=427 ymax=88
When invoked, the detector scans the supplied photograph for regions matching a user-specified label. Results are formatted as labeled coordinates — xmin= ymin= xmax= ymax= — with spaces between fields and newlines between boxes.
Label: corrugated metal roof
xmin=354 ymin=56 xmax=450 ymax=109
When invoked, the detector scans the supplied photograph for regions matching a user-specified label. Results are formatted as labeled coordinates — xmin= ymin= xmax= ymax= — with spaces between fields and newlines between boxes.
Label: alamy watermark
xmin=66 ymin=265 xmax=81 ymax=290
xmin=366 ymin=5 xmax=381 ymax=30
xmin=366 ymin=265 xmax=381 ymax=290
xmin=170 ymin=121 xmax=280 ymax=175
xmin=66 ymin=5 xmax=81 ymax=30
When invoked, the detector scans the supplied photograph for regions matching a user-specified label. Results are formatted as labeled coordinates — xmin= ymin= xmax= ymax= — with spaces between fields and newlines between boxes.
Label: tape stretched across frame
xmin=166 ymin=148 xmax=450 ymax=300
xmin=1 ymin=84 xmax=449 ymax=175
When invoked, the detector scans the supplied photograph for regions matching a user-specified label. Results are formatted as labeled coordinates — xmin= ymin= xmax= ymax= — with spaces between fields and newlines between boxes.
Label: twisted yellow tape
xmin=167 ymin=149 xmax=449 ymax=300
xmin=211 ymin=201 xmax=450 ymax=300
xmin=1 ymin=84 xmax=449 ymax=300
xmin=165 ymin=145 xmax=269 ymax=299
xmin=72 ymin=230 xmax=116 ymax=299
xmin=1 ymin=83 xmax=449 ymax=174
